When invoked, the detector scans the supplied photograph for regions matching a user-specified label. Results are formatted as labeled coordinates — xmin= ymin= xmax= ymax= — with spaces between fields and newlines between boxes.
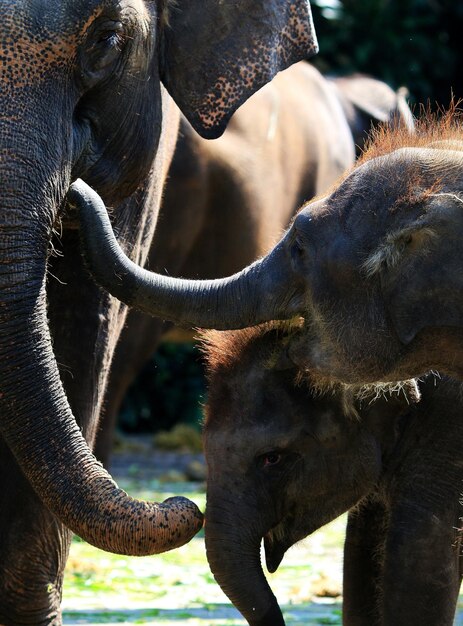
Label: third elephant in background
xmin=329 ymin=73 xmax=415 ymax=155
xmin=96 ymin=62 xmax=413 ymax=464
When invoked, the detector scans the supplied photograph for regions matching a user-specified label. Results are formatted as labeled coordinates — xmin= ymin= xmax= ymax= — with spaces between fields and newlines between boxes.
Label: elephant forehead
xmin=0 ymin=0 xmax=146 ymax=89
xmin=0 ymin=8 xmax=88 ymax=88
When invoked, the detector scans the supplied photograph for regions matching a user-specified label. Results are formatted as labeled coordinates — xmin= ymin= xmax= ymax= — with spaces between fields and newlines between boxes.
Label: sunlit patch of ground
xmin=62 ymin=473 xmax=345 ymax=625
xmin=61 ymin=449 xmax=463 ymax=625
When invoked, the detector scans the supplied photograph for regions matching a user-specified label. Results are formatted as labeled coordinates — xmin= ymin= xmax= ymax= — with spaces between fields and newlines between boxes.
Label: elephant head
xmin=72 ymin=115 xmax=463 ymax=387
xmin=0 ymin=0 xmax=317 ymax=554
xmin=199 ymin=323 xmax=418 ymax=625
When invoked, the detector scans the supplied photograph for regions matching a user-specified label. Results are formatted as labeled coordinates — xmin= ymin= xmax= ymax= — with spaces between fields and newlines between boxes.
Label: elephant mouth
xmin=263 ymin=512 xmax=296 ymax=574
xmin=264 ymin=512 xmax=321 ymax=574
xmin=56 ymin=195 xmax=81 ymax=230
xmin=263 ymin=531 xmax=287 ymax=574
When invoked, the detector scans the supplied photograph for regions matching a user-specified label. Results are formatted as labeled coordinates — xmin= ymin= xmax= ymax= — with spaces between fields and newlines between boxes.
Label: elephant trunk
xmin=0 ymin=192 xmax=202 ymax=555
xmin=205 ymin=499 xmax=285 ymax=625
xmin=69 ymin=179 xmax=304 ymax=330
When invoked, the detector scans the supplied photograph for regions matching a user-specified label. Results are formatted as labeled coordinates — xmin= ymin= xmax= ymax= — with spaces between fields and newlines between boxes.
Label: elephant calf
xmin=71 ymin=113 xmax=463 ymax=391
xmin=200 ymin=324 xmax=463 ymax=626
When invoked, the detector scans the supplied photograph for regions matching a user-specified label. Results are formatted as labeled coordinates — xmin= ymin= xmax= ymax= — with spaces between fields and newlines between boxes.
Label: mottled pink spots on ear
xmin=195 ymin=2 xmax=318 ymax=136
xmin=163 ymin=0 xmax=318 ymax=139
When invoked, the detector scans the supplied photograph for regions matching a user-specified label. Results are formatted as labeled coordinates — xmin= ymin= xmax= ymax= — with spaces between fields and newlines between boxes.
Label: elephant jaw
xmin=263 ymin=513 xmax=297 ymax=574
xmin=264 ymin=513 xmax=322 ymax=574
xmin=264 ymin=533 xmax=287 ymax=574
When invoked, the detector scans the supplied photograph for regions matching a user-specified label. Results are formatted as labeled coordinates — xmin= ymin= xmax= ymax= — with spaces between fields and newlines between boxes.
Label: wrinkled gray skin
xmin=96 ymin=61 xmax=356 ymax=466
xmin=201 ymin=326 xmax=463 ymax=625
xmin=96 ymin=69 xmax=415 ymax=468
xmin=72 ymin=138 xmax=463 ymax=388
xmin=329 ymin=74 xmax=415 ymax=155
xmin=0 ymin=0 xmax=317 ymax=622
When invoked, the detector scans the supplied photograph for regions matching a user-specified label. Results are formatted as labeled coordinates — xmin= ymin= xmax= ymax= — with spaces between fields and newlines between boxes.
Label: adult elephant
xmin=0 ymin=1 xmax=317 ymax=623
xmin=95 ymin=60 xmax=356 ymax=466
xmin=72 ymin=115 xmax=462 ymax=389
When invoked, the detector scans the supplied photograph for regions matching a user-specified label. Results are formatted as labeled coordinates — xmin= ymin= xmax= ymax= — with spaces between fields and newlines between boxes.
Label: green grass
xmin=62 ymin=475 xmax=463 ymax=625
xmin=62 ymin=476 xmax=346 ymax=624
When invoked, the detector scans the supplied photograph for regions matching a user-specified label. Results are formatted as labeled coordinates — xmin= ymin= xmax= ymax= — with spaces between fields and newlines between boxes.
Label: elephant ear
xmin=332 ymin=76 xmax=414 ymax=154
xmin=335 ymin=75 xmax=398 ymax=123
xmin=370 ymin=195 xmax=463 ymax=344
xmin=161 ymin=0 xmax=318 ymax=139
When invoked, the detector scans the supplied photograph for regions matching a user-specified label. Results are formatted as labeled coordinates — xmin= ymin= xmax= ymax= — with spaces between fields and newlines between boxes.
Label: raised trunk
xmin=0 ymin=209 xmax=202 ymax=555
xmin=69 ymin=179 xmax=304 ymax=330
xmin=205 ymin=501 xmax=285 ymax=625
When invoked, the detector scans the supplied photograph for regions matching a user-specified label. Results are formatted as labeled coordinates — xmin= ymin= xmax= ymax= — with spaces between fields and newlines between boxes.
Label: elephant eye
xmin=81 ymin=19 xmax=128 ymax=80
xmin=291 ymin=238 xmax=304 ymax=259
xmin=290 ymin=236 xmax=306 ymax=273
xmin=263 ymin=451 xmax=282 ymax=467
xmin=97 ymin=22 xmax=125 ymax=47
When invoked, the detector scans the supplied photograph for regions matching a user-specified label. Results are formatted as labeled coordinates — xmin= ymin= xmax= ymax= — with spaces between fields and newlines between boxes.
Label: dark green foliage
xmin=311 ymin=0 xmax=462 ymax=106
xmin=118 ymin=342 xmax=206 ymax=433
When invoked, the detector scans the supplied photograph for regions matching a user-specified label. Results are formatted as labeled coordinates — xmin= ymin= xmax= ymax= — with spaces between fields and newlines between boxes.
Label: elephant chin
xmin=264 ymin=531 xmax=289 ymax=574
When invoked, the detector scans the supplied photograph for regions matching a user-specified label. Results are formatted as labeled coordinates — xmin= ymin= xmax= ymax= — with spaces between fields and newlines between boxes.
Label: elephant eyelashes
xmin=97 ymin=26 xmax=125 ymax=49
xmin=93 ymin=24 xmax=126 ymax=64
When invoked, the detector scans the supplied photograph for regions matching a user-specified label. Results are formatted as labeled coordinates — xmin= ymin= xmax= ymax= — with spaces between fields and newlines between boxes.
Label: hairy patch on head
xmin=358 ymin=101 xmax=463 ymax=164
xmin=362 ymin=226 xmax=438 ymax=277
xmin=198 ymin=319 xmax=303 ymax=376
xmin=199 ymin=319 xmax=304 ymax=429
xmin=201 ymin=321 xmax=420 ymax=428
xmin=292 ymin=106 xmax=463 ymax=223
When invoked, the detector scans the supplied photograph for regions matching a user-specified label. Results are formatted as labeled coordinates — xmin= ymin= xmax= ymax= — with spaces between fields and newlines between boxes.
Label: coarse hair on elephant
xmin=328 ymin=74 xmax=415 ymax=155
xmin=95 ymin=60 xmax=357 ymax=467
xmin=0 ymin=1 xmax=317 ymax=622
xmin=72 ymin=108 xmax=463 ymax=389
xmin=199 ymin=323 xmax=463 ymax=626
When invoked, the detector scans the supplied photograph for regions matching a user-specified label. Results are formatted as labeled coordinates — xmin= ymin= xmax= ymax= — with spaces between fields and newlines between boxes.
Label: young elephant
xmin=72 ymin=113 xmax=463 ymax=389
xmin=200 ymin=325 xmax=463 ymax=626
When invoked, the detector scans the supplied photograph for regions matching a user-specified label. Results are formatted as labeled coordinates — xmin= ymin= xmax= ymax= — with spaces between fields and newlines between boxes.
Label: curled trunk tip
xmin=109 ymin=495 xmax=204 ymax=555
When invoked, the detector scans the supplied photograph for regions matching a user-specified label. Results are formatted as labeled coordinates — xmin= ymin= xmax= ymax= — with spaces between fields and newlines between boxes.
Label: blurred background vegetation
xmin=117 ymin=0 xmax=461 ymax=436
xmin=310 ymin=0 xmax=462 ymax=105
xmin=118 ymin=342 xmax=206 ymax=434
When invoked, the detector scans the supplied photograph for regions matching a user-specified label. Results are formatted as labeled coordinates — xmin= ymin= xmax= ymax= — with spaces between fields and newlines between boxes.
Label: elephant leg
xmin=343 ymin=499 xmax=385 ymax=626
xmin=381 ymin=501 xmax=460 ymax=626
xmin=0 ymin=439 xmax=71 ymax=626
